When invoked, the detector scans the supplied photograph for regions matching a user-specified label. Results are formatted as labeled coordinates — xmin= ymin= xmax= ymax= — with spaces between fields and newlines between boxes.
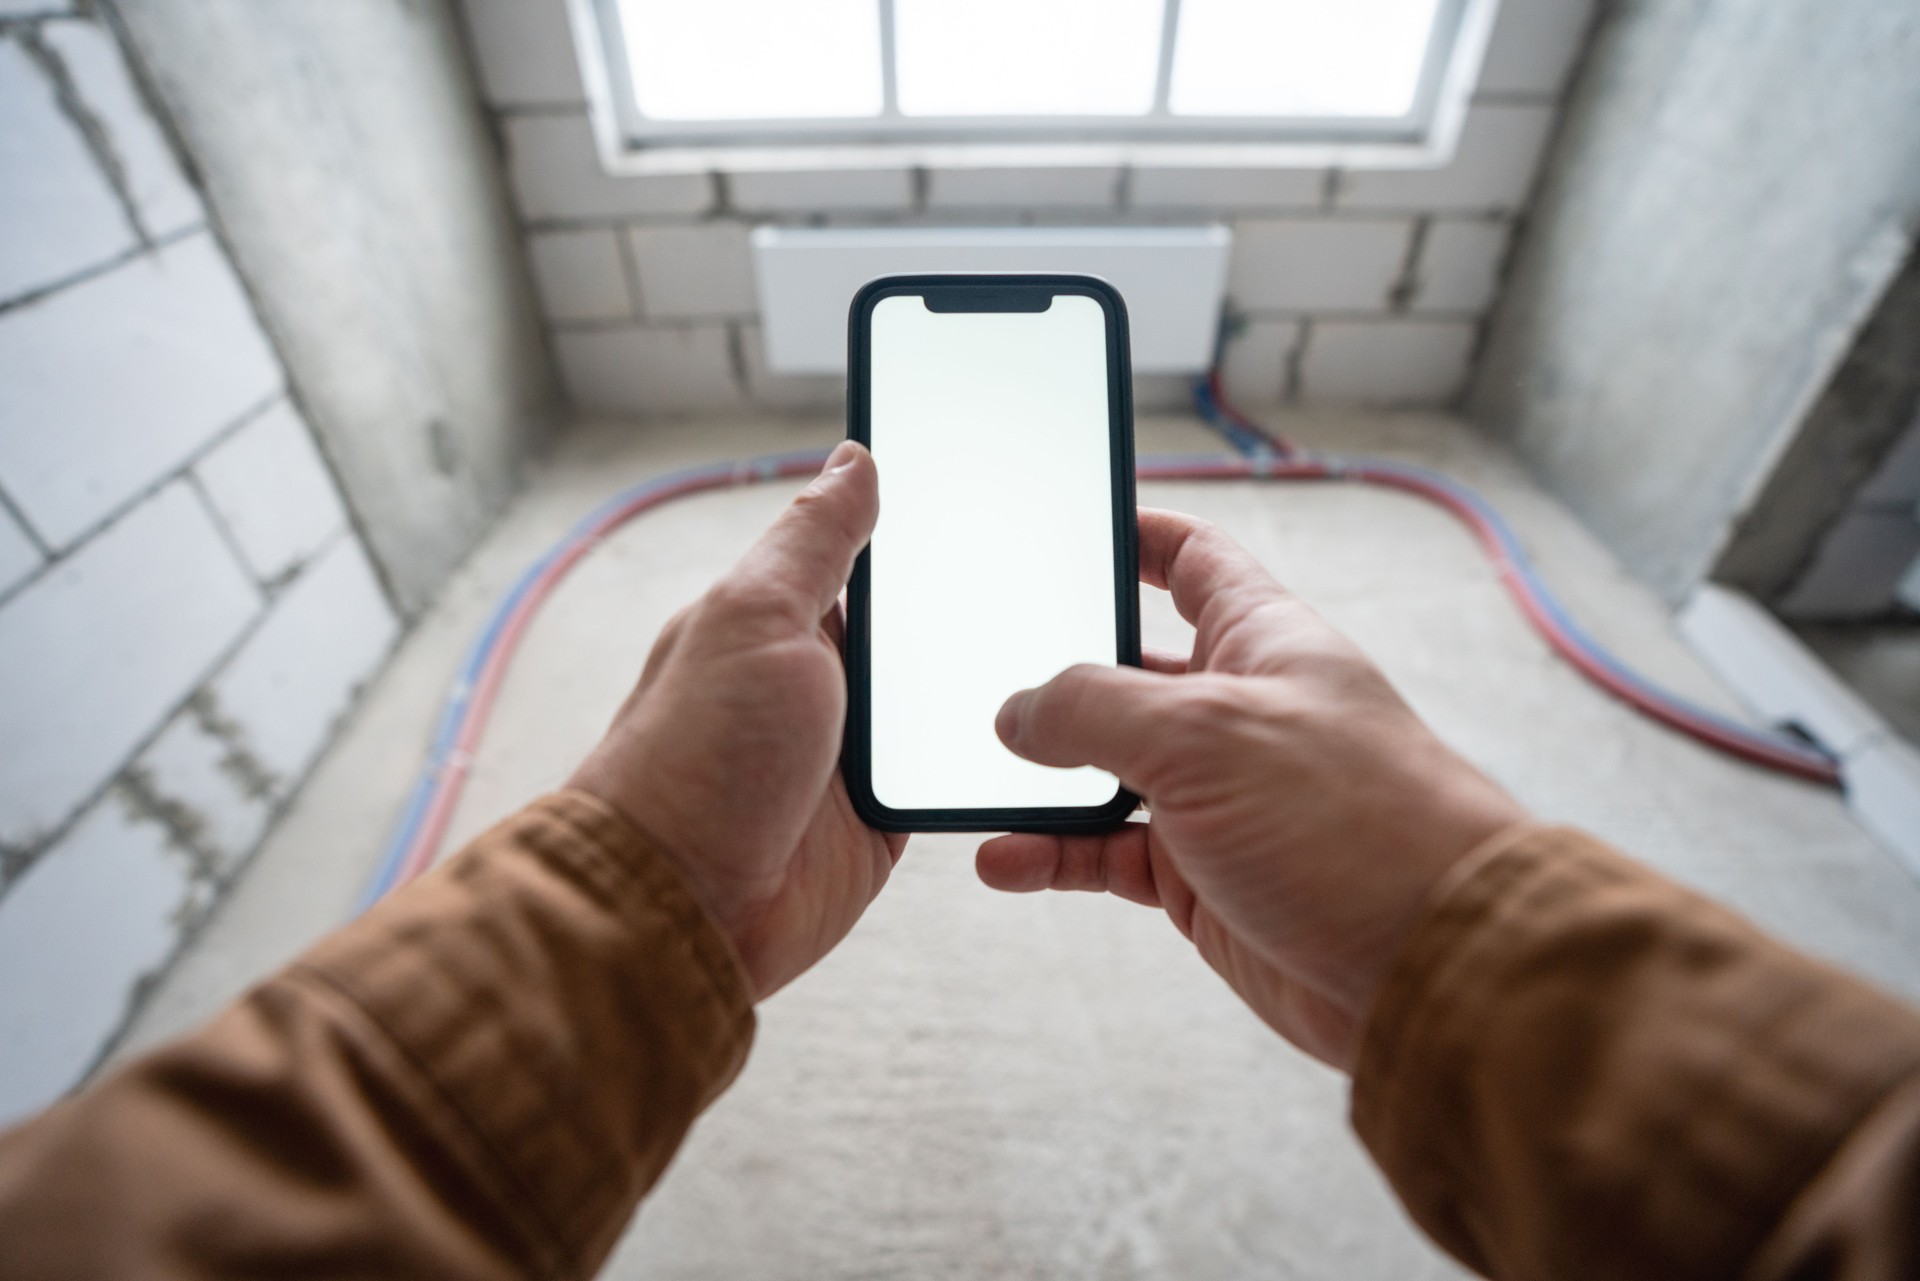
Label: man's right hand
xmin=979 ymin=508 xmax=1527 ymax=1070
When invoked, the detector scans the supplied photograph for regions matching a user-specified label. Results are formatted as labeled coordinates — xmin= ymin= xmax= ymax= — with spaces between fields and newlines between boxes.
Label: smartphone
xmin=842 ymin=273 xmax=1141 ymax=833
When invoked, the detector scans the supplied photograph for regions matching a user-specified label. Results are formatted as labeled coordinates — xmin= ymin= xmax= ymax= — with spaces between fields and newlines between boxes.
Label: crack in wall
xmin=115 ymin=768 xmax=222 ymax=932
xmin=1388 ymin=215 xmax=1432 ymax=313
xmin=1283 ymin=319 xmax=1311 ymax=404
xmin=427 ymin=417 xmax=462 ymax=479
xmin=724 ymin=320 xmax=751 ymax=396
xmin=83 ymin=779 xmax=219 ymax=1084
xmin=187 ymin=689 xmax=282 ymax=803
xmin=15 ymin=20 xmax=155 ymax=249
xmin=0 ymin=838 xmax=33 ymax=887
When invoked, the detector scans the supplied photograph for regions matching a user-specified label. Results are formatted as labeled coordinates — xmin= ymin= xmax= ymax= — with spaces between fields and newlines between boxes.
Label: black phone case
xmin=841 ymin=273 xmax=1142 ymax=834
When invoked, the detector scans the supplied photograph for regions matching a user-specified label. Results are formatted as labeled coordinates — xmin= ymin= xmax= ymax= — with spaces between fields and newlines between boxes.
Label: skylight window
xmin=588 ymin=0 xmax=1491 ymax=166
xmin=1169 ymin=0 xmax=1445 ymax=118
xmin=617 ymin=0 xmax=883 ymax=121
xmin=893 ymin=0 xmax=1164 ymax=117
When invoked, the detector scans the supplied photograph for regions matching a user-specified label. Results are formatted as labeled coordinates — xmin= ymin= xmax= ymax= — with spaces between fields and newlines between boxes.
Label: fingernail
xmin=996 ymin=690 xmax=1031 ymax=745
xmin=823 ymin=440 xmax=859 ymax=474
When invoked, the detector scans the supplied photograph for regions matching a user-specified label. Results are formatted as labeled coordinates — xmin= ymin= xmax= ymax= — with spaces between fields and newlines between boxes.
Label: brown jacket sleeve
xmin=0 ymin=790 xmax=754 ymax=1281
xmin=1353 ymin=825 xmax=1920 ymax=1281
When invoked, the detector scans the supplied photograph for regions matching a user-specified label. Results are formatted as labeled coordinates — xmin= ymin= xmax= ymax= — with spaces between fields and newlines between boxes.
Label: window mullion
xmin=1150 ymin=0 xmax=1181 ymax=118
xmin=879 ymin=0 xmax=899 ymax=117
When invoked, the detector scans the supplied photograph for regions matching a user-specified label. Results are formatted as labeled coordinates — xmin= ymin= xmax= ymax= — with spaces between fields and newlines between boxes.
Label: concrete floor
xmin=121 ymin=410 xmax=1920 ymax=1280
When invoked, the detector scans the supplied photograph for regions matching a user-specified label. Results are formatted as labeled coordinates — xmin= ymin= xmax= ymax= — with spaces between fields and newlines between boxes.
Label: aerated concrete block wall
xmin=459 ymin=0 xmax=1597 ymax=418
xmin=112 ymin=0 xmax=561 ymax=617
xmin=0 ymin=6 xmax=398 ymax=1124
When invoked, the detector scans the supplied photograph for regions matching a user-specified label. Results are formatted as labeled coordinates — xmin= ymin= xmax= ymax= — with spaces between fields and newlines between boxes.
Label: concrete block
xmin=1299 ymin=320 xmax=1476 ymax=405
xmin=1679 ymin=585 xmax=1920 ymax=879
xmin=41 ymin=19 xmax=203 ymax=238
xmin=0 ymin=482 xmax=259 ymax=850
xmin=1338 ymin=104 xmax=1557 ymax=212
xmin=1677 ymin=584 xmax=1886 ymax=758
xmin=1220 ymin=319 xmax=1302 ymax=406
xmin=1778 ymin=510 xmax=1920 ymax=620
xmin=1477 ymin=0 xmax=1596 ymax=97
xmin=626 ymin=223 xmax=757 ymax=320
xmin=205 ymin=537 xmax=397 ymax=792
xmin=526 ymin=228 xmax=633 ymax=323
xmin=1130 ymin=168 xmax=1323 ymax=210
xmin=740 ymin=322 xmax=844 ymax=412
xmin=1412 ymin=220 xmax=1510 ymax=312
xmin=0 ymin=503 xmax=42 ymax=599
xmin=1845 ymin=735 xmax=1920 ymax=879
xmin=926 ymin=167 xmax=1121 ymax=209
xmin=555 ymin=325 xmax=746 ymax=418
xmin=0 ymin=37 xmax=134 ymax=304
xmin=132 ymin=706 xmax=272 ymax=879
xmin=0 ymin=789 xmax=192 ymax=1127
xmin=193 ymin=400 xmax=348 ymax=585
xmin=505 ymin=115 xmax=712 ymax=221
xmin=728 ymin=168 xmax=914 ymax=212
xmin=0 ymin=232 xmax=284 ymax=549
xmin=1857 ymin=416 xmax=1920 ymax=506
xmin=458 ymin=0 xmax=584 ymax=108
xmin=1229 ymin=219 xmax=1409 ymax=312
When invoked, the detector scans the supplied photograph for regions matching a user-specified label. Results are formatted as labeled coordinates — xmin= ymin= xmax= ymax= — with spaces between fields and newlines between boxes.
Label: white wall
xmin=459 ymin=0 xmax=1595 ymax=417
xmin=1475 ymin=0 xmax=1920 ymax=601
xmin=0 ymin=8 xmax=398 ymax=1124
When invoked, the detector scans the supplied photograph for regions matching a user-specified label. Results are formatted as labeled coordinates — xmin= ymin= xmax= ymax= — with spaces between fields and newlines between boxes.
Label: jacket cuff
xmin=543 ymin=787 xmax=756 ymax=1024
xmin=1350 ymin=824 xmax=1920 ymax=1280
xmin=300 ymin=789 xmax=755 ymax=1272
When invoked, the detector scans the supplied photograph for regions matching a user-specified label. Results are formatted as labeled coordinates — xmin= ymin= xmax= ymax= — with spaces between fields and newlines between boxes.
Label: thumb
xmin=729 ymin=440 xmax=879 ymax=621
xmin=996 ymin=663 xmax=1178 ymax=784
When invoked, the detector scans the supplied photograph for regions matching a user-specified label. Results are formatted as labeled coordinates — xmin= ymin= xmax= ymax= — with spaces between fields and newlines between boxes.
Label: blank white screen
xmin=868 ymin=293 xmax=1122 ymax=812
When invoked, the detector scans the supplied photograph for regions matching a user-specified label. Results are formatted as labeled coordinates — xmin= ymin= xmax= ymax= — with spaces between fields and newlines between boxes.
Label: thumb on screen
xmin=729 ymin=440 xmax=878 ymax=622
xmin=996 ymin=663 xmax=1176 ymax=783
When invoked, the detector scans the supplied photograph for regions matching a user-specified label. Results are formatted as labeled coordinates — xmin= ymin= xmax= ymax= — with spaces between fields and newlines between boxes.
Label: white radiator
xmin=751 ymin=225 xmax=1232 ymax=375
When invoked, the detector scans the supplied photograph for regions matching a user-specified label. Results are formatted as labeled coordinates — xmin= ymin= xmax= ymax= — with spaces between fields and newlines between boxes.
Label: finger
xmin=1138 ymin=507 xmax=1291 ymax=635
xmin=726 ymin=441 xmax=879 ymax=623
xmin=975 ymin=826 xmax=1159 ymax=907
xmin=1140 ymin=644 xmax=1189 ymax=675
xmin=636 ymin=602 xmax=695 ymax=688
xmin=996 ymin=663 xmax=1180 ymax=780
xmin=820 ymin=599 xmax=847 ymax=651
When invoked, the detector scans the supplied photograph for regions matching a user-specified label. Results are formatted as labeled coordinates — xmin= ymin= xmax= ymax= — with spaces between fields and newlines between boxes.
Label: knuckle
xmin=1043 ymin=664 xmax=1106 ymax=720
xmin=1150 ymin=680 xmax=1267 ymax=779
xmin=788 ymin=485 xmax=865 ymax=549
xmin=707 ymin=572 xmax=772 ymax=612
xmin=701 ymin=575 xmax=788 ymax=633
xmin=1188 ymin=518 xmax=1236 ymax=557
xmin=1168 ymin=679 xmax=1243 ymax=739
xmin=659 ymin=602 xmax=696 ymax=640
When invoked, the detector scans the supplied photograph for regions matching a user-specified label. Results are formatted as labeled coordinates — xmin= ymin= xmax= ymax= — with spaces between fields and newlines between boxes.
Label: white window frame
xmin=565 ymin=0 xmax=1502 ymax=175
